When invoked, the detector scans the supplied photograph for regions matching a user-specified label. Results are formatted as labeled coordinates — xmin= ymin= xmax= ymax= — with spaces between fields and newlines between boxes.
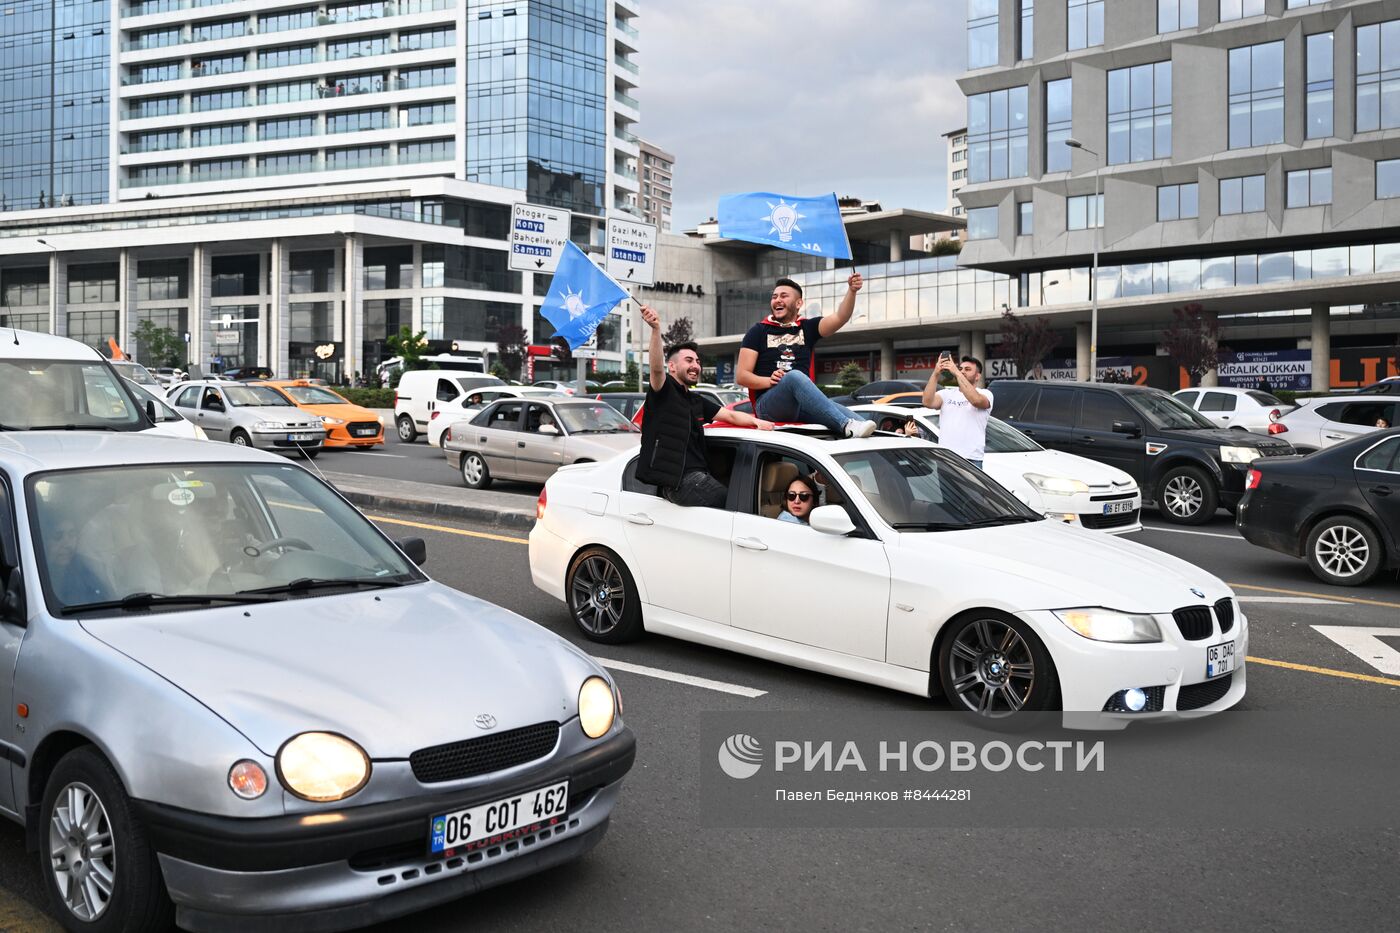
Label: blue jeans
xmin=754 ymin=371 xmax=853 ymax=432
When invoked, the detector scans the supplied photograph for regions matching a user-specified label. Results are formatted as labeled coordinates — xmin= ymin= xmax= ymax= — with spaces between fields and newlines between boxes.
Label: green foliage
xmin=489 ymin=362 xmax=509 ymax=381
xmin=835 ymin=362 xmax=867 ymax=391
xmin=930 ymin=237 xmax=963 ymax=257
xmin=385 ymin=326 xmax=429 ymax=371
xmin=329 ymin=387 xmax=395 ymax=408
xmin=132 ymin=320 xmax=185 ymax=368
xmin=999 ymin=308 xmax=1059 ymax=378
xmin=662 ymin=316 xmax=693 ymax=351
xmin=494 ymin=324 xmax=529 ymax=380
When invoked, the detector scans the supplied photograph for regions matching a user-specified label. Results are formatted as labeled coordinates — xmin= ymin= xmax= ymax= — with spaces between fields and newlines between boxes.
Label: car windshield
xmin=29 ymin=463 xmax=422 ymax=616
xmin=0 ymin=359 xmax=146 ymax=431
xmin=225 ymin=385 xmax=292 ymax=407
xmin=282 ymin=385 xmax=348 ymax=405
xmin=113 ymin=362 xmax=159 ymax=386
xmin=919 ymin=413 xmax=1042 ymax=453
xmin=712 ymin=390 xmax=747 ymax=406
xmin=555 ymin=403 xmax=637 ymax=433
xmin=1130 ymin=391 xmax=1217 ymax=430
xmin=1246 ymin=391 xmax=1284 ymax=407
xmin=832 ymin=446 xmax=1042 ymax=531
xmin=124 ymin=380 xmax=184 ymax=423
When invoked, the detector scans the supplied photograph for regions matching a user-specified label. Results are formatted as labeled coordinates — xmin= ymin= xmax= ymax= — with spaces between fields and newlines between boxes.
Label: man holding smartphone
xmin=922 ymin=353 xmax=992 ymax=469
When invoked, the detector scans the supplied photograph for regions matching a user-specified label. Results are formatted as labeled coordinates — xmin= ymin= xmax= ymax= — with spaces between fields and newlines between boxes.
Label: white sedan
xmin=1172 ymin=387 xmax=1294 ymax=434
xmin=851 ymin=404 xmax=1142 ymax=534
xmin=530 ymin=430 xmax=1246 ymax=724
xmin=427 ymin=386 xmax=567 ymax=447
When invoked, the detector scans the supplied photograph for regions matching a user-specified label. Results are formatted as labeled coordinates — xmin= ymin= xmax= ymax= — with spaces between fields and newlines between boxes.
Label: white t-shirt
xmin=936 ymin=386 xmax=994 ymax=460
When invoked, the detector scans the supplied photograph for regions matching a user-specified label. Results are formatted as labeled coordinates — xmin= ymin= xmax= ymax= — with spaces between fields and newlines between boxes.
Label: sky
xmin=638 ymin=0 xmax=968 ymax=231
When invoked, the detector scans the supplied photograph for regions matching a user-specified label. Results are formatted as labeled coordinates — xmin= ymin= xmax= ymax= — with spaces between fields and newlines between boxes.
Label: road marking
xmin=1247 ymin=655 xmax=1400 ymax=688
xmin=346 ymin=451 xmax=408 ymax=458
xmin=368 ymin=514 xmax=529 ymax=545
xmin=595 ymin=657 xmax=768 ymax=698
xmin=1311 ymin=626 xmax=1400 ymax=676
xmin=1133 ymin=525 xmax=1239 ymax=539
xmin=1228 ymin=582 xmax=1400 ymax=611
xmin=1236 ymin=596 xmax=1341 ymax=605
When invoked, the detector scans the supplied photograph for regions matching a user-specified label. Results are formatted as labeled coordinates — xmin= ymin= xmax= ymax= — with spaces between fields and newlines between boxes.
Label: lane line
xmin=594 ymin=658 xmax=768 ymax=698
xmin=1228 ymin=581 xmax=1400 ymax=611
xmin=343 ymin=452 xmax=408 ymax=458
xmin=1132 ymin=526 xmax=1239 ymax=539
xmin=1311 ymin=626 xmax=1400 ymax=676
xmin=369 ymin=514 xmax=530 ymax=545
xmin=1236 ymin=596 xmax=1342 ymax=605
xmin=1246 ymin=655 xmax=1400 ymax=688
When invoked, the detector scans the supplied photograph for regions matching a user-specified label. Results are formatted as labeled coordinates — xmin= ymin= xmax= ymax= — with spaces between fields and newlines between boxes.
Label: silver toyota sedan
xmin=0 ymin=433 xmax=634 ymax=931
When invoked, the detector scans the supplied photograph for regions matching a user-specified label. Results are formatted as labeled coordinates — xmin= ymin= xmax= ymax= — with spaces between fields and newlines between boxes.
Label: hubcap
xmin=233 ymin=434 xmax=248 ymax=446
xmin=464 ymin=456 xmax=483 ymax=484
xmin=1315 ymin=525 xmax=1369 ymax=577
xmin=398 ymin=419 xmax=413 ymax=440
xmin=571 ymin=556 xmax=625 ymax=635
xmin=48 ymin=782 xmax=115 ymax=922
xmin=947 ymin=619 xmax=1035 ymax=716
xmin=1164 ymin=475 xmax=1203 ymax=517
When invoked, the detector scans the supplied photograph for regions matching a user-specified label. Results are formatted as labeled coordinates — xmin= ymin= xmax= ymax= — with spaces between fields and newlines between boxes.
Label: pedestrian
xmin=636 ymin=305 xmax=773 ymax=506
xmin=921 ymin=353 xmax=993 ymax=469
xmin=736 ymin=275 xmax=876 ymax=438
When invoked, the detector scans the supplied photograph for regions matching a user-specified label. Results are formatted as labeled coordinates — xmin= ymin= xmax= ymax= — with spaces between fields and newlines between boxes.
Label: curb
xmin=337 ymin=489 xmax=537 ymax=531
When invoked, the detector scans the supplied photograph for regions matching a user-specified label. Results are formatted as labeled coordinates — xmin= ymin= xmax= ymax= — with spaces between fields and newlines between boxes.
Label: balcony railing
xmin=614 ymin=18 xmax=639 ymax=40
xmin=121 ymin=151 xmax=449 ymax=188
xmin=613 ymin=54 xmax=639 ymax=76
xmin=614 ymin=127 xmax=639 ymax=145
xmin=122 ymin=73 xmax=452 ymax=118
xmin=122 ymin=0 xmax=456 ymax=48
xmin=614 ymin=89 xmax=639 ymax=110
xmin=122 ymin=42 xmax=452 ymax=87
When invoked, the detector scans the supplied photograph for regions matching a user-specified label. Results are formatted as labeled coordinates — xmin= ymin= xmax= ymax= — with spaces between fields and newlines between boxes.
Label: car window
xmin=1076 ymin=392 xmax=1136 ymax=432
xmin=1314 ymin=403 xmax=1342 ymax=421
xmin=1356 ymin=437 xmax=1400 ymax=472
xmin=752 ymin=451 xmax=824 ymax=521
xmin=0 ymin=359 xmax=146 ymax=431
xmin=1176 ymin=390 xmax=1200 ymax=407
xmin=917 ymin=413 xmax=1040 ymax=452
xmin=831 ymin=447 xmax=1039 ymax=531
xmin=555 ymin=402 xmax=635 ymax=434
xmin=0 ymin=477 xmax=18 ymax=579
xmin=1337 ymin=402 xmax=1395 ymax=427
xmin=1129 ymin=391 xmax=1217 ymax=430
xmin=200 ymin=388 xmax=224 ymax=411
xmin=1246 ymin=391 xmax=1284 ymax=407
xmin=436 ymin=378 xmax=459 ymax=403
xmin=621 ymin=456 xmax=658 ymax=496
xmin=524 ymin=403 xmax=557 ymax=433
xmin=1201 ymin=392 xmax=1237 ymax=412
xmin=1034 ymin=386 xmax=1076 ymax=424
xmin=173 ymin=386 xmax=200 ymax=409
xmin=225 ymin=385 xmax=291 ymax=407
xmin=988 ymin=382 xmax=1033 ymax=420
xmin=489 ymin=401 xmax=524 ymax=430
xmin=282 ymin=386 xmax=348 ymax=405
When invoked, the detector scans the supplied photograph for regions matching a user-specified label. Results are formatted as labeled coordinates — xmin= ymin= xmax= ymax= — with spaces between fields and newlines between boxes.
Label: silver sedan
xmin=168 ymin=380 xmax=326 ymax=457
xmin=1 ymin=433 xmax=634 ymax=931
xmin=443 ymin=398 xmax=641 ymax=489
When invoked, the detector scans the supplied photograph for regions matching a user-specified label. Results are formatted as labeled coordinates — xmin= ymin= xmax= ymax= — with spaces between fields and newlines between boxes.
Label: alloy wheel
xmin=1163 ymin=474 xmax=1203 ymax=518
xmin=1314 ymin=524 xmax=1370 ymax=579
xmin=570 ymin=555 xmax=626 ymax=636
xmin=946 ymin=618 xmax=1036 ymax=716
xmin=48 ymin=781 xmax=116 ymax=922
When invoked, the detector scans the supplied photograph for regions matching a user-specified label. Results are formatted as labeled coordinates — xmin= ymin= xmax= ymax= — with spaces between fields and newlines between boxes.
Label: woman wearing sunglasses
xmin=778 ymin=473 xmax=822 ymax=524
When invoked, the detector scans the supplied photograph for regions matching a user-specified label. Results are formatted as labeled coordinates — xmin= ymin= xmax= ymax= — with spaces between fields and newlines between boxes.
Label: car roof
xmin=0 ymin=432 xmax=286 ymax=478
xmin=0 ymin=329 xmax=107 ymax=362
xmin=993 ymin=379 xmax=1161 ymax=395
xmin=1175 ymin=386 xmax=1269 ymax=395
xmin=704 ymin=427 xmax=931 ymax=456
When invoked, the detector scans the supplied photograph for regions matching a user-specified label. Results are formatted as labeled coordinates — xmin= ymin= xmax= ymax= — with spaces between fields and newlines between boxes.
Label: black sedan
xmin=1237 ymin=429 xmax=1400 ymax=585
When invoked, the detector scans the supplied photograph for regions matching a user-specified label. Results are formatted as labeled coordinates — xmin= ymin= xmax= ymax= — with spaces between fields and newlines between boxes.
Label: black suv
xmin=990 ymin=380 xmax=1295 ymax=524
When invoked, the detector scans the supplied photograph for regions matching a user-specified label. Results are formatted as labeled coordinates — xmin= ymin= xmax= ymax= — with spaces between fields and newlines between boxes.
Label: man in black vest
xmin=636 ymin=305 xmax=773 ymax=507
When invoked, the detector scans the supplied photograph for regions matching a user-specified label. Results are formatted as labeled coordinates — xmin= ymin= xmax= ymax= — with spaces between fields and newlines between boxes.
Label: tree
xmin=836 ymin=362 xmax=867 ymax=392
xmin=930 ymin=237 xmax=963 ymax=257
xmin=662 ymin=316 xmax=693 ymax=351
xmin=1161 ymin=303 xmax=1223 ymax=387
xmin=998 ymin=308 xmax=1058 ymax=378
xmin=494 ymin=324 xmax=529 ymax=381
xmin=133 ymin=319 xmax=185 ymax=368
xmin=385 ymin=326 xmax=429 ymax=371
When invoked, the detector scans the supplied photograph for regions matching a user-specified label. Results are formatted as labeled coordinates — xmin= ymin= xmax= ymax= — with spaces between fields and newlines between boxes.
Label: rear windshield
xmin=1 ymin=358 xmax=146 ymax=431
xmin=1246 ymin=391 xmax=1284 ymax=407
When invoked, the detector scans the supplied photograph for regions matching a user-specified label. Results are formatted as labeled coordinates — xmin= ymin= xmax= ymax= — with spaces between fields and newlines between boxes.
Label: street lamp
xmin=1065 ymin=138 xmax=1101 ymax=382
xmin=1039 ymin=278 xmax=1059 ymax=306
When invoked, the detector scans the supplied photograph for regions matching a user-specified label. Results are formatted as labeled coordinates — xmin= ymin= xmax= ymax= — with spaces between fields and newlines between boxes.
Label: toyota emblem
xmin=1190 ymin=587 xmax=1205 ymax=599
xmin=474 ymin=713 xmax=497 ymax=730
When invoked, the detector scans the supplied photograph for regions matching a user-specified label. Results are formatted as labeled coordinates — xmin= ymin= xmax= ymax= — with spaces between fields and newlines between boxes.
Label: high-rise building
xmin=637 ymin=138 xmax=673 ymax=233
xmin=0 ymin=0 xmax=644 ymax=382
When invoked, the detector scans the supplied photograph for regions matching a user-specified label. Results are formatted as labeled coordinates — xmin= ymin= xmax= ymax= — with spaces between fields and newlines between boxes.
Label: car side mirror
xmin=396 ymin=537 xmax=427 ymax=566
xmin=145 ymin=399 xmax=158 ymax=423
xmin=2 ymin=568 xmax=25 ymax=626
xmin=539 ymin=424 xmax=559 ymax=436
xmin=1112 ymin=420 xmax=1141 ymax=437
xmin=809 ymin=505 xmax=857 ymax=536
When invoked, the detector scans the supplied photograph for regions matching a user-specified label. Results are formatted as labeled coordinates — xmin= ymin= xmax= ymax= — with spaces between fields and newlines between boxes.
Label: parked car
xmin=851 ymin=404 xmax=1142 ymax=533
xmin=1238 ymin=429 xmax=1400 ymax=585
xmin=851 ymin=380 xmax=923 ymax=402
xmin=426 ymin=387 xmax=567 ymax=448
xmin=443 ymin=398 xmax=640 ymax=489
xmin=871 ymin=391 xmax=925 ymax=407
xmin=991 ymin=381 xmax=1294 ymax=524
xmin=1275 ymin=395 xmax=1399 ymax=453
xmin=1172 ymin=387 xmax=1295 ymax=434
xmin=109 ymin=359 xmax=161 ymax=389
xmin=529 ymin=430 xmax=1246 ymax=720
xmin=532 ymin=380 xmax=603 ymax=396
xmin=1356 ymin=376 xmax=1400 ymax=396
xmin=258 ymin=380 xmax=385 ymax=448
xmin=0 ymin=328 xmax=157 ymax=433
xmin=393 ymin=371 xmax=505 ymax=442
xmin=597 ymin=392 xmax=646 ymax=422
xmin=221 ymin=366 xmax=275 ymax=381
xmin=122 ymin=378 xmax=208 ymax=441
xmin=0 ymin=433 xmax=634 ymax=931
xmin=169 ymin=380 xmax=326 ymax=457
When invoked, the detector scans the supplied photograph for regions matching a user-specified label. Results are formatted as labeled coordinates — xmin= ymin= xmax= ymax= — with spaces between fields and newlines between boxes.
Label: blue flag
xmin=540 ymin=241 xmax=630 ymax=351
xmin=717 ymin=191 xmax=852 ymax=260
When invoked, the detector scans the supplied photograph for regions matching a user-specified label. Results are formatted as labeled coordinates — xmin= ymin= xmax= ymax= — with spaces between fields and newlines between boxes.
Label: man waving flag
xmin=540 ymin=241 xmax=630 ymax=350
xmin=717 ymin=191 xmax=852 ymax=260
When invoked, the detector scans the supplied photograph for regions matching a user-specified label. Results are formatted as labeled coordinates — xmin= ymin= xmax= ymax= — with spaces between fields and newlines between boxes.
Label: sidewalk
xmin=323 ymin=470 xmax=538 ymax=530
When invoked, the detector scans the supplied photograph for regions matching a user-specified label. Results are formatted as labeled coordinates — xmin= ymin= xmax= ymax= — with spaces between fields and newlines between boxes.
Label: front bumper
xmin=250 ymin=430 xmax=326 ymax=453
xmin=142 ymin=727 xmax=635 ymax=933
xmin=323 ymin=424 xmax=384 ymax=447
xmin=1040 ymin=489 xmax=1142 ymax=535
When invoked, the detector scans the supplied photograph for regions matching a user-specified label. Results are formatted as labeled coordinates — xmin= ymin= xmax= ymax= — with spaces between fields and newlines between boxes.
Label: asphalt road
xmin=1 ymin=508 xmax=1396 ymax=931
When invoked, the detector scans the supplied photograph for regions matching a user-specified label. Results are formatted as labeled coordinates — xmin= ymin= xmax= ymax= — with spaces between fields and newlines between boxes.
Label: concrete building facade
xmin=638 ymin=137 xmax=674 ymax=233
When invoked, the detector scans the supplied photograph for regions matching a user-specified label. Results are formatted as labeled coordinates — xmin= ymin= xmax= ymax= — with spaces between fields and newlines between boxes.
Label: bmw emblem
xmin=1190 ymin=587 xmax=1205 ymax=599
xmin=474 ymin=713 xmax=497 ymax=730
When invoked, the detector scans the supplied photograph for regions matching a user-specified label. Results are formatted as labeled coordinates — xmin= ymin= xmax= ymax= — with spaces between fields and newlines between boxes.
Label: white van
xmin=393 ymin=370 xmax=504 ymax=441
xmin=377 ymin=352 xmax=486 ymax=384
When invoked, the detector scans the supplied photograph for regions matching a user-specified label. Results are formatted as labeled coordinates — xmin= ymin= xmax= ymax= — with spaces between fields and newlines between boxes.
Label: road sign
xmin=573 ymin=348 xmax=599 ymax=359
xmin=605 ymin=217 xmax=658 ymax=286
xmin=509 ymin=203 xmax=572 ymax=274
xmin=213 ymin=330 xmax=240 ymax=346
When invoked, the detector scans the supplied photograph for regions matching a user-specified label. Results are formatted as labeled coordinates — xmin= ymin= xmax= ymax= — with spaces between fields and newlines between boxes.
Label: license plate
xmin=354 ymin=427 xmax=377 ymax=436
xmin=287 ymin=433 xmax=317 ymax=442
xmin=429 ymin=781 xmax=568 ymax=855
xmin=1205 ymin=640 xmax=1235 ymax=679
xmin=1103 ymin=500 xmax=1135 ymax=515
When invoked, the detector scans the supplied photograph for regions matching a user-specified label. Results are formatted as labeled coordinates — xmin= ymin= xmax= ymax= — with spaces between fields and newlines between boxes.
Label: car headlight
xmin=1220 ymin=445 xmax=1259 ymax=464
xmin=1023 ymin=473 xmax=1090 ymax=495
xmin=256 ymin=420 xmax=287 ymax=431
xmin=193 ymin=425 xmax=209 ymax=440
xmin=228 ymin=760 xmax=268 ymax=799
xmin=1053 ymin=609 xmax=1162 ymax=643
xmin=322 ymin=416 xmax=345 ymax=425
xmin=276 ymin=732 xmax=371 ymax=802
xmin=578 ymin=676 xmax=616 ymax=739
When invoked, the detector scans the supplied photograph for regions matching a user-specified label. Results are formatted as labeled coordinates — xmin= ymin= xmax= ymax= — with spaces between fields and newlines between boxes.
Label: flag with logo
xmin=717 ymin=191 xmax=852 ymax=260
xmin=540 ymin=241 xmax=631 ymax=351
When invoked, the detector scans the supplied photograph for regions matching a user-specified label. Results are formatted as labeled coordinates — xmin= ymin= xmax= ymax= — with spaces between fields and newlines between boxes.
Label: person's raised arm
xmin=818 ymin=272 xmax=864 ymax=338
xmin=953 ymin=365 xmax=991 ymax=409
xmin=922 ymin=359 xmax=948 ymax=409
xmin=641 ymin=305 xmax=665 ymax=392
xmin=713 ymin=406 xmax=774 ymax=431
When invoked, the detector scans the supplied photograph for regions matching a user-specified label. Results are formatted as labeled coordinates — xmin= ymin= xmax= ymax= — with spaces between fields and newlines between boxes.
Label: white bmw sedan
xmin=530 ymin=430 xmax=1246 ymax=723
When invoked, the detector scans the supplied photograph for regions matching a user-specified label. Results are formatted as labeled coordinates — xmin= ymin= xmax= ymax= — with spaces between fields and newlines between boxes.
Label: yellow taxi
xmin=258 ymin=380 xmax=385 ymax=448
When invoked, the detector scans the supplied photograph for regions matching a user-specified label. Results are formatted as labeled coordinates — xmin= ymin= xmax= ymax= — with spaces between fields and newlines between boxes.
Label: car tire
xmin=1305 ymin=516 xmax=1383 ymax=586
xmin=566 ymin=547 xmax=644 ymax=643
xmin=396 ymin=414 xmax=417 ymax=442
xmin=40 ymin=746 xmax=175 ymax=933
xmin=1155 ymin=465 xmax=1218 ymax=525
xmin=937 ymin=611 xmax=1057 ymax=717
xmin=229 ymin=429 xmax=251 ymax=447
xmin=460 ymin=452 xmax=492 ymax=489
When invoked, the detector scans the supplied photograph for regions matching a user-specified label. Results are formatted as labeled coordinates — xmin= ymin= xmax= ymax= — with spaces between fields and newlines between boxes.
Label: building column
xmin=1311 ymin=303 xmax=1330 ymax=393
xmin=879 ymin=337 xmax=895 ymax=380
xmin=49 ymin=252 xmax=68 ymax=337
xmin=958 ymin=331 xmax=972 ymax=361
xmin=888 ymin=228 xmax=904 ymax=263
xmin=1199 ymin=311 xmax=1220 ymax=387
xmin=344 ymin=233 xmax=364 ymax=383
xmin=189 ymin=244 xmax=210 ymax=370
xmin=118 ymin=248 xmax=138 ymax=359
xmin=969 ymin=330 xmax=987 ymax=366
xmin=1076 ymin=322 xmax=1091 ymax=382
xmin=270 ymin=240 xmax=290 ymax=377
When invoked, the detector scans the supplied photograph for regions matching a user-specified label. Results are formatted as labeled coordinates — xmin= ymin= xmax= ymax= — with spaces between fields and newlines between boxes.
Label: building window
xmin=1019 ymin=0 xmax=1034 ymax=60
xmin=191 ymin=18 xmax=247 ymax=43
xmin=258 ymin=45 xmax=317 ymax=69
xmin=1157 ymin=183 xmax=1199 ymax=221
xmin=327 ymin=145 xmax=389 ymax=170
xmin=400 ymin=26 xmax=456 ymax=50
xmin=1158 ymin=0 xmax=1197 ymax=33
xmin=399 ymin=138 xmax=455 ymax=164
xmin=966 ymin=206 xmax=998 ymax=240
xmin=192 ymin=90 xmax=248 ymax=113
xmin=1067 ymin=194 xmax=1103 ymax=230
xmin=191 ymin=158 xmax=246 ymax=181
xmin=260 ymin=152 xmax=317 ymax=176
xmin=1017 ymin=201 xmax=1034 ymax=236
xmin=952 ymin=149 xmax=966 ymax=164
xmin=1306 ymin=33 xmax=1334 ymax=139
xmin=327 ymin=109 xmax=389 ymax=134
xmin=258 ymin=81 xmax=316 ymax=105
xmin=1378 ymin=160 xmax=1400 ymax=199
xmin=191 ymin=123 xmax=246 ymax=148
xmin=129 ymin=131 xmax=182 ymax=154
xmin=968 ymin=0 xmax=999 ymax=69
xmin=1046 ymin=77 xmax=1073 ymax=172
xmin=1067 ymin=0 xmax=1104 ymax=52
xmin=329 ymin=35 xmax=390 ymax=60
xmin=1229 ymin=41 xmax=1285 ymax=148
xmin=260 ymin=8 xmax=317 ymax=33
xmin=1220 ymin=0 xmax=1265 ymax=21
xmin=258 ymin=117 xmax=315 ymax=141
xmin=1286 ymin=167 xmax=1332 ymax=207
xmin=136 ymin=260 xmax=187 ymax=302
xmin=192 ymin=54 xmax=245 ymax=78
xmin=1356 ymin=20 xmax=1400 ymax=134
xmin=1219 ymin=175 xmax=1265 ymax=214
xmin=1108 ymin=62 xmax=1172 ymax=164
xmin=967 ymin=87 xmax=1029 ymax=183
xmin=1287 ymin=0 xmax=1330 ymax=7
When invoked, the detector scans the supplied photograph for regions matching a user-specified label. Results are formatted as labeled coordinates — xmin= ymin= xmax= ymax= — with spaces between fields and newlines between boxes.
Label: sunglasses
xmin=786 ymin=491 xmax=813 ymax=502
